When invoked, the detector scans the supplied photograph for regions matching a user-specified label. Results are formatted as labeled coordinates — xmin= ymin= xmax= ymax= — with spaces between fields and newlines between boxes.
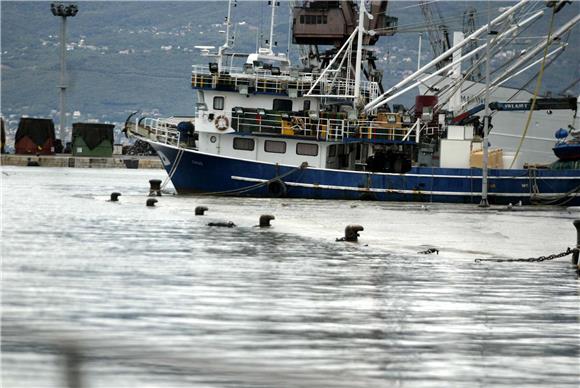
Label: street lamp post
xmin=51 ymin=2 xmax=78 ymax=144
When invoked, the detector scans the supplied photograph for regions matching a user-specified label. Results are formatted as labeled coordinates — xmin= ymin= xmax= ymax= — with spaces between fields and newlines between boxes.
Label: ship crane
xmin=291 ymin=0 xmax=398 ymax=91
xmin=418 ymin=0 xmax=451 ymax=70
xmin=462 ymin=7 xmax=483 ymax=82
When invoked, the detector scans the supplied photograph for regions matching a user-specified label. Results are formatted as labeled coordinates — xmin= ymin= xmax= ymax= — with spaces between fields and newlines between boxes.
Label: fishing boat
xmin=554 ymin=143 xmax=580 ymax=162
xmin=551 ymin=127 xmax=580 ymax=162
xmin=126 ymin=0 xmax=580 ymax=206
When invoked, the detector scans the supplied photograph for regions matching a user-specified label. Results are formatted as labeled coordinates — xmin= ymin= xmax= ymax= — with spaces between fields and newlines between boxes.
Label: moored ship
xmin=126 ymin=0 xmax=580 ymax=206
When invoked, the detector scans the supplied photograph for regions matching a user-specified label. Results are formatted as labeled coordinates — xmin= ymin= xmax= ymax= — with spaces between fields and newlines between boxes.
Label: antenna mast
xmin=268 ymin=0 xmax=278 ymax=53
xmin=218 ymin=0 xmax=235 ymax=70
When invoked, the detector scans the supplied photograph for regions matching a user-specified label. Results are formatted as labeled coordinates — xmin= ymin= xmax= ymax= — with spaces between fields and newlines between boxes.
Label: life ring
xmin=267 ymin=179 xmax=287 ymax=198
xmin=215 ymin=115 xmax=229 ymax=131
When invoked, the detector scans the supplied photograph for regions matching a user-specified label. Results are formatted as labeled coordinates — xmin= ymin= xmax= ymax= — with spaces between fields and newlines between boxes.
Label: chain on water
xmin=475 ymin=247 xmax=579 ymax=263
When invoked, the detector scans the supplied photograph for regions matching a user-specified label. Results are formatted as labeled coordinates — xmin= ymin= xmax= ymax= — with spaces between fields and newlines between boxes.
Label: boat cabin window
xmin=264 ymin=140 xmax=286 ymax=154
xmin=303 ymin=100 xmax=311 ymax=111
xmin=233 ymin=137 xmax=255 ymax=151
xmin=296 ymin=143 xmax=318 ymax=156
xmin=213 ymin=96 xmax=225 ymax=110
xmin=273 ymin=99 xmax=293 ymax=112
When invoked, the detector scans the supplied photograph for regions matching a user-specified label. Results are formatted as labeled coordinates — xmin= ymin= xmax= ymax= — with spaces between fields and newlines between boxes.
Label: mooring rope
xmin=195 ymin=161 xmax=309 ymax=197
xmin=531 ymin=184 xmax=580 ymax=206
xmin=509 ymin=8 xmax=556 ymax=168
xmin=160 ymin=148 xmax=185 ymax=191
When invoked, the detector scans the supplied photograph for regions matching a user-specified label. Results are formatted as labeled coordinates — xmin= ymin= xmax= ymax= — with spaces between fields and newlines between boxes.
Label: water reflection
xmin=2 ymin=167 xmax=579 ymax=387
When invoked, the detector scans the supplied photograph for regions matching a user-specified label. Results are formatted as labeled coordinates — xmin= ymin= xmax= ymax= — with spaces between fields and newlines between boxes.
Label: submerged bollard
xmin=146 ymin=198 xmax=158 ymax=207
xmin=110 ymin=192 xmax=121 ymax=202
xmin=208 ymin=221 xmax=236 ymax=228
xmin=26 ymin=157 xmax=40 ymax=167
xmin=418 ymin=248 xmax=439 ymax=255
xmin=573 ymin=220 xmax=580 ymax=266
xmin=195 ymin=206 xmax=208 ymax=216
xmin=62 ymin=344 xmax=83 ymax=388
xmin=149 ymin=179 xmax=162 ymax=196
xmin=259 ymin=214 xmax=275 ymax=227
xmin=337 ymin=224 xmax=364 ymax=242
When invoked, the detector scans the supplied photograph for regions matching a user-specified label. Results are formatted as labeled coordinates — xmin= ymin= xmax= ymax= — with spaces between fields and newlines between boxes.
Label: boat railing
xmin=401 ymin=120 xmax=445 ymax=142
xmin=191 ymin=65 xmax=379 ymax=97
xmin=192 ymin=64 xmax=310 ymax=79
xmin=229 ymin=112 xmax=412 ymax=143
xmin=423 ymin=125 xmax=444 ymax=136
xmin=134 ymin=117 xmax=182 ymax=147
xmin=304 ymin=73 xmax=380 ymax=101
xmin=401 ymin=119 xmax=419 ymax=142
xmin=350 ymin=121 xmax=412 ymax=142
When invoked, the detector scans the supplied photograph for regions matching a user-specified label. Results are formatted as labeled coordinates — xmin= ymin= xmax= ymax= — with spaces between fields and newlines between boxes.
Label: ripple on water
xmin=2 ymin=166 xmax=579 ymax=387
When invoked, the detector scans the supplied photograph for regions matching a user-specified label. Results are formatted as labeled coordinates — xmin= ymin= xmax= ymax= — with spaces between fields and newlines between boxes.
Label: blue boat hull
xmin=151 ymin=142 xmax=580 ymax=206
xmin=553 ymin=143 xmax=580 ymax=161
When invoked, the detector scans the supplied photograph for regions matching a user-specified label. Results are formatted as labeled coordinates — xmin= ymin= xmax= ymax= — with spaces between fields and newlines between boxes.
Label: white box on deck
xmin=463 ymin=125 xmax=474 ymax=140
xmin=447 ymin=125 xmax=474 ymax=140
xmin=440 ymin=139 xmax=471 ymax=168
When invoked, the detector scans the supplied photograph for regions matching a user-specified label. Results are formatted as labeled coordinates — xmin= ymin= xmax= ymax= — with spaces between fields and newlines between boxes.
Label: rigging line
xmin=400 ymin=0 xmax=440 ymax=10
xmin=436 ymin=43 xmax=526 ymax=110
xmin=386 ymin=2 xmax=542 ymax=31
xmin=494 ymin=38 xmax=567 ymax=110
xmin=432 ymin=17 xmax=528 ymax=108
xmin=376 ymin=4 xmax=542 ymax=35
xmin=161 ymin=148 xmax=184 ymax=190
xmin=257 ymin=0 xmax=264 ymax=52
xmin=558 ymin=76 xmax=580 ymax=96
xmin=196 ymin=162 xmax=308 ymax=197
xmin=490 ymin=31 xmax=569 ymax=89
xmin=419 ymin=8 xmax=527 ymax=95
xmin=436 ymin=14 xmax=542 ymax=110
xmin=509 ymin=8 xmax=557 ymax=169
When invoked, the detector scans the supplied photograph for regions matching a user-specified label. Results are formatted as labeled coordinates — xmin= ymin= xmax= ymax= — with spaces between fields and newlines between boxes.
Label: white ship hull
xmin=419 ymin=75 xmax=577 ymax=168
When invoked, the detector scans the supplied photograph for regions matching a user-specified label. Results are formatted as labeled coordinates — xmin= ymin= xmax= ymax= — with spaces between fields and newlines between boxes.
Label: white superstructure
xmin=419 ymin=75 xmax=578 ymax=167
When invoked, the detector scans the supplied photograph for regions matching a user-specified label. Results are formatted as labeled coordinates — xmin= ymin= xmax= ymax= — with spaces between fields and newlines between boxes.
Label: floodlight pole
xmin=58 ymin=16 xmax=67 ymax=142
xmin=51 ymin=2 xmax=78 ymax=143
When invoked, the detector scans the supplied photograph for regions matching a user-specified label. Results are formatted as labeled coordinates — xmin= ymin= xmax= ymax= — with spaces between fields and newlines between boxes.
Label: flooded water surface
xmin=2 ymin=166 xmax=579 ymax=387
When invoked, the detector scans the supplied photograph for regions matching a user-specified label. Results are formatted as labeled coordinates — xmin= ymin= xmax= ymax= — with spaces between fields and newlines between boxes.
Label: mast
xmin=354 ymin=0 xmax=367 ymax=101
xmin=268 ymin=0 xmax=277 ymax=53
xmin=417 ymin=33 xmax=422 ymax=71
xmin=218 ymin=0 xmax=234 ymax=71
xmin=449 ymin=32 xmax=464 ymax=113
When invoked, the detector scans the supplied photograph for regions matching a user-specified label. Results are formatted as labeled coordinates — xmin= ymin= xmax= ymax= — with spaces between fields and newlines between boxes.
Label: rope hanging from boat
xmin=160 ymin=148 xmax=185 ymax=191
xmin=526 ymin=166 xmax=580 ymax=205
xmin=509 ymin=8 xmax=556 ymax=169
xmin=531 ymin=183 xmax=580 ymax=206
xmin=197 ymin=161 xmax=309 ymax=197
xmin=500 ymin=37 xmax=567 ymax=107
